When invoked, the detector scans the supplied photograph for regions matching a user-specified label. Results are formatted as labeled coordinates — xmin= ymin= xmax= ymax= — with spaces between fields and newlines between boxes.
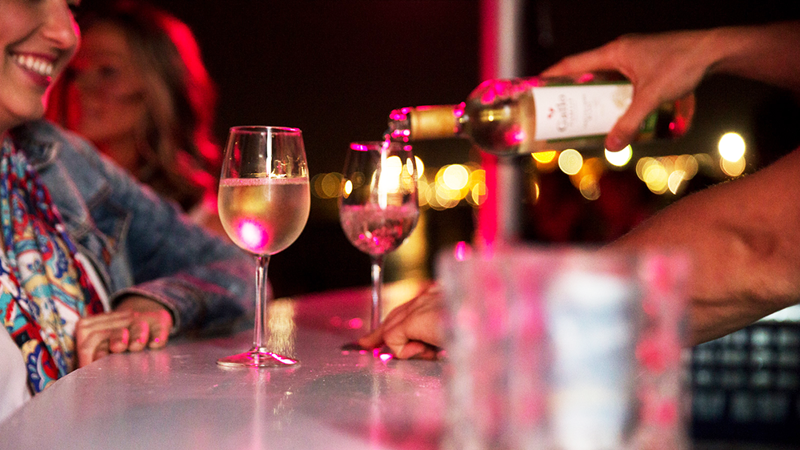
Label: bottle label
xmin=532 ymin=84 xmax=633 ymax=141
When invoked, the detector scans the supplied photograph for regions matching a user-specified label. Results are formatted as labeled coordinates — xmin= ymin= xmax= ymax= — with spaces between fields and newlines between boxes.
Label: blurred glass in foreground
xmin=438 ymin=245 xmax=691 ymax=450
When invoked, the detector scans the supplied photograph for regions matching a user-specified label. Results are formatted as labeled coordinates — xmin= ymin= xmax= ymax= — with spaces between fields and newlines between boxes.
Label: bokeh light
xmin=674 ymin=154 xmax=699 ymax=180
xmin=667 ymin=170 xmax=687 ymax=195
xmin=342 ymin=179 xmax=352 ymax=198
xmin=414 ymin=156 xmax=425 ymax=179
xmin=467 ymin=169 xmax=487 ymax=206
xmin=638 ymin=157 xmax=669 ymax=194
xmin=604 ymin=145 xmax=633 ymax=167
xmin=529 ymin=180 xmax=540 ymax=204
xmin=320 ymin=173 xmax=341 ymax=198
xmin=718 ymin=132 xmax=746 ymax=162
xmin=237 ymin=220 xmax=268 ymax=252
xmin=566 ymin=157 xmax=604 ymax=200
xmin=558 ymin=149 xmax=583 ymax=175
xmin=378 ymin=155 xmax=403 ymax=193
xmin=532 ymin=150 xmax=557 ymax=163
xmin=720 ymin=156 xmax=746 ymax=177
xmin=441 ymin=164 xmax=470 ymax=191
xmin=532 ymin=150 xmax=560 ymax=172
xmin=579 ymin=175 xmax=601 ymax=200
xmin=317 ymin=143 xmax=733 ymax=214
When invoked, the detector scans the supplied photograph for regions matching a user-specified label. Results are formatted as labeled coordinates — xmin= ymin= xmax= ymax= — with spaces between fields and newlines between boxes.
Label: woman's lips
xmin=11 ymin=53 xmax=55 ymax=87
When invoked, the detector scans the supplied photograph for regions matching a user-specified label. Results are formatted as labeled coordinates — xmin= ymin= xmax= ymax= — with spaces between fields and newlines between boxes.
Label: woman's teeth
xmin=12 ymin=54 xmax=54 ymax=77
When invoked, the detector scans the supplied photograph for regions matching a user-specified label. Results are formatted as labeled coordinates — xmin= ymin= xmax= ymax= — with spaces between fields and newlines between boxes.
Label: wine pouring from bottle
xmin=386 ymin=72 xmax=695 ymax=156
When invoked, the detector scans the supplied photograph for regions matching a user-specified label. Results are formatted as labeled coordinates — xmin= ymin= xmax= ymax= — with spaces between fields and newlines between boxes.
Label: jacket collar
xmin=10 ymin=120 xmax=60 ymax=170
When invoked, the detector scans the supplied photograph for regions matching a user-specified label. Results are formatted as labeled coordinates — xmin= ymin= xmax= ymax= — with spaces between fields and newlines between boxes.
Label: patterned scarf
xmin=0 ymin=136 xmax=104 ymax=394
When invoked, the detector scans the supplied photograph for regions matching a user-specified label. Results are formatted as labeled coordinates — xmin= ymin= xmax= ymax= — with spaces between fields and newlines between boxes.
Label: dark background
xmin=79 ymin=0 xmax=800 ymax=297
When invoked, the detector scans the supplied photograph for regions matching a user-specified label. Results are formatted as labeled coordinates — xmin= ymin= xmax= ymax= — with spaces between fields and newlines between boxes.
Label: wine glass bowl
xmin=217 ymin=126 xmax=310 ymax=368
xmin=339 ymin=141 xmax=419 ymax=333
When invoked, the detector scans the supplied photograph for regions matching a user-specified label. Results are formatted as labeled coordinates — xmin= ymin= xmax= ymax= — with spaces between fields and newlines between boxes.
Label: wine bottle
xmin=386 ymin=72 xmax=695 ymax=156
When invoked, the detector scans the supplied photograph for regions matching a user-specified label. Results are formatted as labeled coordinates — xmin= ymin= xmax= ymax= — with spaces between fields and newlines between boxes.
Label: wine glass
xmin=339 ymin=141 xmax=419 ymax=334
xmin=217 ymin=126 xmax=310 ymax=368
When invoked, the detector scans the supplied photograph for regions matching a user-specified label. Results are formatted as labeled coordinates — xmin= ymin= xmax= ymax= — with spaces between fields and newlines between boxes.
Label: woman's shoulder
xmin=11 ymin=120 xmax=103 ymax=168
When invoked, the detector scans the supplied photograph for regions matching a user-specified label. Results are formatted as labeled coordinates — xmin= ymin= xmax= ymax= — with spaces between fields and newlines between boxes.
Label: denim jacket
xmin=10 ymin=120 xmax=254 ymax=335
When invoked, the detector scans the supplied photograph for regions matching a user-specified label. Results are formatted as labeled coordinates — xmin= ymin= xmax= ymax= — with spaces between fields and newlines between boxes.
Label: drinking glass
xmin=217 ymin=126 xmax=310 ymax=368
xmin=339 ymin=141 xmax=419 ymax=333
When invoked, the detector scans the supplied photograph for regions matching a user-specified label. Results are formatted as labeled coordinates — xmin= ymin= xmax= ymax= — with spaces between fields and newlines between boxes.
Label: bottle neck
xmin=387 ymin=104 xmax=460 ymax=142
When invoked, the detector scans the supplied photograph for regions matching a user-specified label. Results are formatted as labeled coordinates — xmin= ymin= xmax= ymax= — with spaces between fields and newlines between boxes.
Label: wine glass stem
xmin=370 ymin=254 xmax=384 ymax=332
xmin=253 ymin=254 xmax=271 ymax=350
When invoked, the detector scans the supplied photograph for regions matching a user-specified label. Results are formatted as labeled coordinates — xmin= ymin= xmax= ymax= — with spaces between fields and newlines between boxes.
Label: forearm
xmin=608 ymin=150 xmax=800 ymax=345
xmin=709 ymin=21 xmax=800 ymax=94
xmin=111 ymin=255 xmax=253 ymax=336
xmin=95 ymin=147 xmax=255 ymax=336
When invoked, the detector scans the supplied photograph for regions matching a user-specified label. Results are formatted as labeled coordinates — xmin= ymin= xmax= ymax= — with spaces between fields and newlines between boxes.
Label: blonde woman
xmin=48 ymin=1 xmax=223 ymax=231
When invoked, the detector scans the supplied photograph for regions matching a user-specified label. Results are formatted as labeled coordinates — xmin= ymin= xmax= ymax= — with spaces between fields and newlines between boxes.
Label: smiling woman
xmin=0 ymin=0 xmax=253 ymax=424
xmin=0 ymin=0 xmax=78 ymax=130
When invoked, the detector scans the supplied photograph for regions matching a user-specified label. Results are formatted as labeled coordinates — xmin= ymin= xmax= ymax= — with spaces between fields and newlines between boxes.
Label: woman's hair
xmin=48 ymin=0 xmax=220 ymax=211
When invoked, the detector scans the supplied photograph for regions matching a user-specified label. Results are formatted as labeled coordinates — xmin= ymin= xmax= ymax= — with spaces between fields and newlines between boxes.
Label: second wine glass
xmin=339 ymin=141 xmax=419 ymax=333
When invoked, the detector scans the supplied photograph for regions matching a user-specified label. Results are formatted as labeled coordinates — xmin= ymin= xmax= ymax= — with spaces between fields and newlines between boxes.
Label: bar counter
xmin=0 ymin=281 xmax=794 ymax=450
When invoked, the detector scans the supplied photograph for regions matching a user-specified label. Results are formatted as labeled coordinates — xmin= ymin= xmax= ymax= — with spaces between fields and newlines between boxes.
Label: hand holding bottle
xmin=540 ymin=30 xmax=713 ymax=151
xmin=541 ymin=21 xmax=800 ymax=151
xmin=388 ymin=71 xmax=693 ymax=156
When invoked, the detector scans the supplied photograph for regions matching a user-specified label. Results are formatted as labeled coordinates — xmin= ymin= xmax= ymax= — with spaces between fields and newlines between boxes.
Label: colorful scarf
xmin=0 ymin=136 xmax=104 ymax=394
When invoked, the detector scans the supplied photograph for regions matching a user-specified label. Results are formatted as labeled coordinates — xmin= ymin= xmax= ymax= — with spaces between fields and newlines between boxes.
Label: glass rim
xmin=229 ymin=125 xmax=301 ymax=134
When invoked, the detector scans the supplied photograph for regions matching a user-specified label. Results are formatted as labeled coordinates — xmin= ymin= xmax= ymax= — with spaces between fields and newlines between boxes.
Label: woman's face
xmin=65 ymin=21 xmax=147 ymax=147
xmin=0 ymin=0 xmax=79 ymax=132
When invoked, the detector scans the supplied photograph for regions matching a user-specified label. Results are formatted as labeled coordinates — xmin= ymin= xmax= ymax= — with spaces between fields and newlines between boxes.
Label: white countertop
xmin=2 ymin=280 xmax=794 ymax=450
xmin=0 ymin=282 xmax=443 ymax=450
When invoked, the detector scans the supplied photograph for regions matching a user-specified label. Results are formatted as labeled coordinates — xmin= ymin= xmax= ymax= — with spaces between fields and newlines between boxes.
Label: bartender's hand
xmin=74 ymin=297 xmax=173 ymax=368
xmin=358 ymin=284 xmax=445 ymax=360
xmin=540 ymin=29 xmax=713 ymax=151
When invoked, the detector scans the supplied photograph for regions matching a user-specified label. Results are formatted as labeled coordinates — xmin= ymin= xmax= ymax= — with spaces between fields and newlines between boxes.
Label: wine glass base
xmin=217 ymin=348 xmax=299 ymax=368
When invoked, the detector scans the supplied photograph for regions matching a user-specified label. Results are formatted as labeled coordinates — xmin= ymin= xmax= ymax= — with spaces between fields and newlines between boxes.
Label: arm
xmin=104 ymin=161 xmax=254 ymax=336
xmin=605 ymin=147 xmax=800 ymax=345
xmin=541 ymin=21 xmax=800 ymax=150
xmin=361 ymin=148 xmax=800 ymax=353
xmin=57 ymin=130 xmax=254 ymax=337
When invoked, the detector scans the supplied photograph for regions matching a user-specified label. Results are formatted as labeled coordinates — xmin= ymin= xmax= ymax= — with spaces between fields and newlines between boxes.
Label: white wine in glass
xmin=217 ymin=126 xmax=310 ymax=368
xmin=339 ymin=141 xmax=419 ymax=333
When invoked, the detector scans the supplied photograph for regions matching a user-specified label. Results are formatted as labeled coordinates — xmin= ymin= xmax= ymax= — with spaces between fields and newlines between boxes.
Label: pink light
xmin=351 ymin=143 xmax=369 ymax=152
xmin=577 ymin=73 xmax=595 ymax=83
xmin=454 ymin=241 xmax=471 ymax=261
xmin=347 ymin=318 xmax=363 ymax=329
xmin=389 ymin=109 xmax=409 ymax=121
xmin=269 ymin=352 xmax=299 ymax=365
xmin=379 ymin=353 xmax=393 ymax=363
xmin=479 ymin=80 xmax=499 ymax=104
xmin=388 ymin=129 xmax=411 ymax=143
xmin=476 ymin=153 xmax=498 ymax=249
xmin=506 ymin=128 xmax=525 ymax=145
xmin=237 ymin=220 xmax=268 ymax=252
